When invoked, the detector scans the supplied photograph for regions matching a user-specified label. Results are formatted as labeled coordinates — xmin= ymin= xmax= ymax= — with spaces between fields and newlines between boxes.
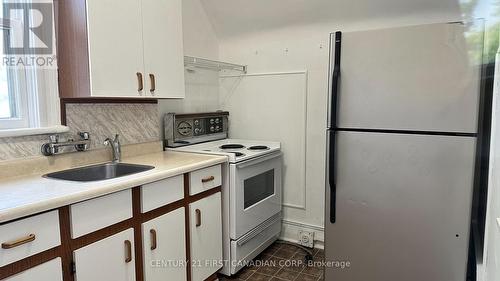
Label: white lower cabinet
xmin=190 ymin=192 xmax=223 ymax=281
xmin=5 ymin=258 xmax=63 ymax=281
xmin=73 ymin=228 xmax=136 ymax=281
xmin=142 ymin=208 xmax=187 ymax=281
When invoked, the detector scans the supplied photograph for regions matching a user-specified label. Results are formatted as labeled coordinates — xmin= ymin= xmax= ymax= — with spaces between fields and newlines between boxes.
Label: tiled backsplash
xmin=0 ymin=103 xmax=160 ymax=161
xmin=66 ymin=103 xmax=160 ymax=150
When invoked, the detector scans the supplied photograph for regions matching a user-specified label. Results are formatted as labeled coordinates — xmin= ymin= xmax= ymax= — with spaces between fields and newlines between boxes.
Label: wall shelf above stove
xmin=184 ymin=56 xmax=247 ymax=74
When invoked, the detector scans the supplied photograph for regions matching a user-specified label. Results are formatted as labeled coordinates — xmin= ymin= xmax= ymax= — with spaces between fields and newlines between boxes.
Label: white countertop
xmin=0 ymin=151 xmax=227 ymax=223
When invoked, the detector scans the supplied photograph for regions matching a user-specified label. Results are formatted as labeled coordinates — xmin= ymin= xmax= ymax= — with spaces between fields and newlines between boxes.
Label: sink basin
xmin=44 ymin=163 xmax=155 ymax=182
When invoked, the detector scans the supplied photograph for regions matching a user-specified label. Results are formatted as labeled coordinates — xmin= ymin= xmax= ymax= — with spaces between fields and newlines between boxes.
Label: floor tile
xmin=275 ymin=268 xmax=298 ymax=280
xmin=249 ymin=272 xmax=273 ymax=281
xmin=274 ymin=247 xmax=297 ymax=259
xmin=301 ymin=265 xmax=323 ymax=277
xmin=257 ymin=263 xmax=281 ymax=276
xmin=220 ymin=241 xmax=324 ymax=281
xmin=296 ymin=273 xmax=318 ymax=281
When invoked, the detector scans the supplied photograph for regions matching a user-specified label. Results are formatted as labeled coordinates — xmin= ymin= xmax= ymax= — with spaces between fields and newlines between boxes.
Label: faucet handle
xmin=79 ymin=132 xmax=90 ymax=140
xmin=49 ymin=134 xmax=59 ymax=143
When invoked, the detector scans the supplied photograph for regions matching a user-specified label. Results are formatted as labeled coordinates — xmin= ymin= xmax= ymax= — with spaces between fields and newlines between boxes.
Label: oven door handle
xmin=236 ymin=152 xmax=283 ymax=169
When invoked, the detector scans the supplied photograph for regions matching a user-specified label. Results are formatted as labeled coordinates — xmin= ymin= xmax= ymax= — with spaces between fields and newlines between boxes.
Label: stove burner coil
xmin=220 ymin=144 xmax=245 ymax=149
xmin=248 ymin=145 xmax=270 ymax=150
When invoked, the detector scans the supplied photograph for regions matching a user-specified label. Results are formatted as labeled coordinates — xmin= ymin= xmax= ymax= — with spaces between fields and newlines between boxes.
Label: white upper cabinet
xmin=142 ymin=0 xmax=186 ymax=98
xmin=86 ymin=0 xmax=145 ymax=98
xmin=70 ymin=0 xmax=185 ymax=99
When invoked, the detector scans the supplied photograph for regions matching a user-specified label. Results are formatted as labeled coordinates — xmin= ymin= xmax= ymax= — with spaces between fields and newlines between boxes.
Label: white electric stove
xmin=173 ymin=139 xmax=281 ymax=163
xmin=164 ymin=112 xmax=283 ymax=276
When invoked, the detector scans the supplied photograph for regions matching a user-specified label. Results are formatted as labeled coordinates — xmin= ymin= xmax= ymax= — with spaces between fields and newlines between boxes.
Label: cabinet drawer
xmin=70 ymin=190 xmax=132 ymax=238
xmin=0 ymin=211 xmax=60 ymax=267
xmin=189 ymin=165 xmax=222 ymax=195
xmin=4 ymin=258 xmax=63 ymax=281
xmin=141 ymin=175 xmax=184 ymax=213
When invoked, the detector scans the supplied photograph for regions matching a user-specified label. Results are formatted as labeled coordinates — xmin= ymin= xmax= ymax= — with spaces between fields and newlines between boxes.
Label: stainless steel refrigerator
xmin=325 ymin=22 xmax=484 ymax=281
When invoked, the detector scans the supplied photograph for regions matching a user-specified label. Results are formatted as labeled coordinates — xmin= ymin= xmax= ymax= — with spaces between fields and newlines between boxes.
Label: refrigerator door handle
xmin=330 ymin=31 xmax=342 ymax=128
xmin=328 ymin=130 xmax=337 ymax=223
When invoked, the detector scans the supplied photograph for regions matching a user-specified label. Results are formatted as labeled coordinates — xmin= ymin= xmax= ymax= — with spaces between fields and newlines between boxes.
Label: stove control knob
xmin=194 ymin=120 xmax=200 ymax=126
xmin=215 ymin=119 xmax=220 ymax=124
xmin=194 ymin=128 xmax=201 ymax=134
xmin=210 ymin=126 xmax=215 ymax=132
xmin=215 ymin=126 xmax=220 ymax=131
xmin=210 ymin=119 xmax=215 ymax=125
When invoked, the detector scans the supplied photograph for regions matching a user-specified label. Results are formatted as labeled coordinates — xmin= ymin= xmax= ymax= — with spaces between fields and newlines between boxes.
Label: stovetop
xmin=169 ymin=139 xmax=281 ymax=163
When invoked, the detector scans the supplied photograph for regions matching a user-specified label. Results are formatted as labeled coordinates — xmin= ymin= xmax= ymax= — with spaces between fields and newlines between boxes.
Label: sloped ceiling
xmin=200 ymin=0 xmax=463 ymax=38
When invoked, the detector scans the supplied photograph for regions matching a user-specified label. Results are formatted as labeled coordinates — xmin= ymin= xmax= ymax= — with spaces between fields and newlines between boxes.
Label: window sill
xmin=0 ymin=125 xmax=70 ymax=138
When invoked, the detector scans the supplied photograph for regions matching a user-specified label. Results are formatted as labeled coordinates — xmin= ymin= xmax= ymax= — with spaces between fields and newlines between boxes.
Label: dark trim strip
xmin=175 ymin=112 xmax=229 ymax=119
xmin=60 ymin=98 xmax=158 ymax=104
xmin=184 ymin=174 xmax=192 ymax=281
xmin=59 ymin=207 xmax=74 ymax=281
xmin=132 ymin=187 xmax=145 ymax=281
xmin=0 ymin=180 xmax=223 ymax=280
xmin=0 ymin=247 xmax=60 ymax=279
xmin=335 ymin=127 xmax=477 ymax=137
xmin=187 ymin=186 xmax=222 ymax=204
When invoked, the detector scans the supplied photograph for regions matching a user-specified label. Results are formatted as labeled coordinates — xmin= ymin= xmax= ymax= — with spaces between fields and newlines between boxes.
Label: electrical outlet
xmin=298 ymin=230 xmax=314 ymax=248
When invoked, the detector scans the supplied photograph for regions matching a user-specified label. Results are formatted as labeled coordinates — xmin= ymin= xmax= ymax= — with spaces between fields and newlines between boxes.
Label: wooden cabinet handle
xmin=124 ymin=240 xmax=132 ymax=263
xmin=136 ymin=72 xmax=144 ymax=92
xmin=201 ymin=176 xmax=215 ymax=183
xmin=1 ymin=234 xmax=36 ymax=249
xmin=195 ymin=209 xmax=202 ymax=227
xmin=149 ymin=74 xmax=156 ymax=94
xmin=150 ymin=229 xmax=157 ymax=251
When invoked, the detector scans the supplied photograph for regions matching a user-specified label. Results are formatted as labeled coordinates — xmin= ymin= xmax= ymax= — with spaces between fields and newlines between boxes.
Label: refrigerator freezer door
xmin=335 ymin=22 xmax=482 ymax=133
xmin=325 ymin=131 xmax=476 ymax=281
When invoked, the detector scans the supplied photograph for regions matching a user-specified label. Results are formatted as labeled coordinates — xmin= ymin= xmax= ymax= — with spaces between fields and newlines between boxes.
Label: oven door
xmin=230 ymin=152 xmax=283 ymax=240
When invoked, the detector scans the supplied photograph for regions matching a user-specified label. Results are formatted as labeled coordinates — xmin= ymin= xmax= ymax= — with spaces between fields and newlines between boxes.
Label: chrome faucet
xmin=104 ymin=134 xmax=121 ymax=163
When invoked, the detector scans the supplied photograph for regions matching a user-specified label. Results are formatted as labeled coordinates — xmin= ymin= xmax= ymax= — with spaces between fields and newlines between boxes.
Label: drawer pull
xmin=201 ymin=176 xmax=215 ymax=183
xmin=195 ymin=209 xmax=202 ymax=227
xmin=136 ymin=72 xmax=144 ymax=92
xmin=124 ymin=240 xmax=132 ymax=263
xmin=1 ymin=234 xmax=36 ymax=249
xmin=150 ymin=229 xmax=157 ymax=251
xmin=149 ymin=74 xmax=156 ymax=94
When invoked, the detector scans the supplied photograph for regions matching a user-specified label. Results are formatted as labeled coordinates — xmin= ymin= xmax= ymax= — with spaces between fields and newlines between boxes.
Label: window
xmin=0 ymin=0 xmax=63 ymax=134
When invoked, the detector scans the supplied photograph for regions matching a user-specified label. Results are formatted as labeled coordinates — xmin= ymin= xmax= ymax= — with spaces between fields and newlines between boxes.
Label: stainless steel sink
xmin=44 ymin=162 xmax=155 ymax=182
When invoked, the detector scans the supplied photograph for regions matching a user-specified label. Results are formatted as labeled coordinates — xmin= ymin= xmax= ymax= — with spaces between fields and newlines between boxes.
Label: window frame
xmin=0 ymin=0 xmax=64 ymax=134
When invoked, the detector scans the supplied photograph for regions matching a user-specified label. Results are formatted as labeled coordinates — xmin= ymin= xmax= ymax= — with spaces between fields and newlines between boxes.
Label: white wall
xmin=219 ymin=12 xmax=462 ymax=246
xmin=158 ymin=0 xmax=221 ymax=116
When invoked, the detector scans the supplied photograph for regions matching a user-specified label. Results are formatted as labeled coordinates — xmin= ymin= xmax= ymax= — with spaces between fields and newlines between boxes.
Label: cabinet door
xmin=86 ymin=0 xmax=145 ymax=97
xmin=142 ymin=0 xmax=186 ymax=98
xmin=142 ymin=208 xmax=187 ymax=281
xmin=74 ymin=229 xmax=136 ymax=281
xmin=190 ymin=192 xmax=223 ymax=281
xmin=5 ymin=258 xmax=63 ymax=281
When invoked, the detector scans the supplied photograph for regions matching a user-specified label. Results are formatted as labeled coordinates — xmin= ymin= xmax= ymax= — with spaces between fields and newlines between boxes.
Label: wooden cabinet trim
xmin=0 ymin=171 xmax=223 ymax=281
xmin=0 ymin=247 xmax=60 ymax=279
xmin=184 ymin=174 xmax=192 ymax=281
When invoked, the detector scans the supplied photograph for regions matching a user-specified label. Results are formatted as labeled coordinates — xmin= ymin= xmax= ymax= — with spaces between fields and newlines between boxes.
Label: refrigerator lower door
xmin=325 ymin=131 xmax=476 ymax=281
